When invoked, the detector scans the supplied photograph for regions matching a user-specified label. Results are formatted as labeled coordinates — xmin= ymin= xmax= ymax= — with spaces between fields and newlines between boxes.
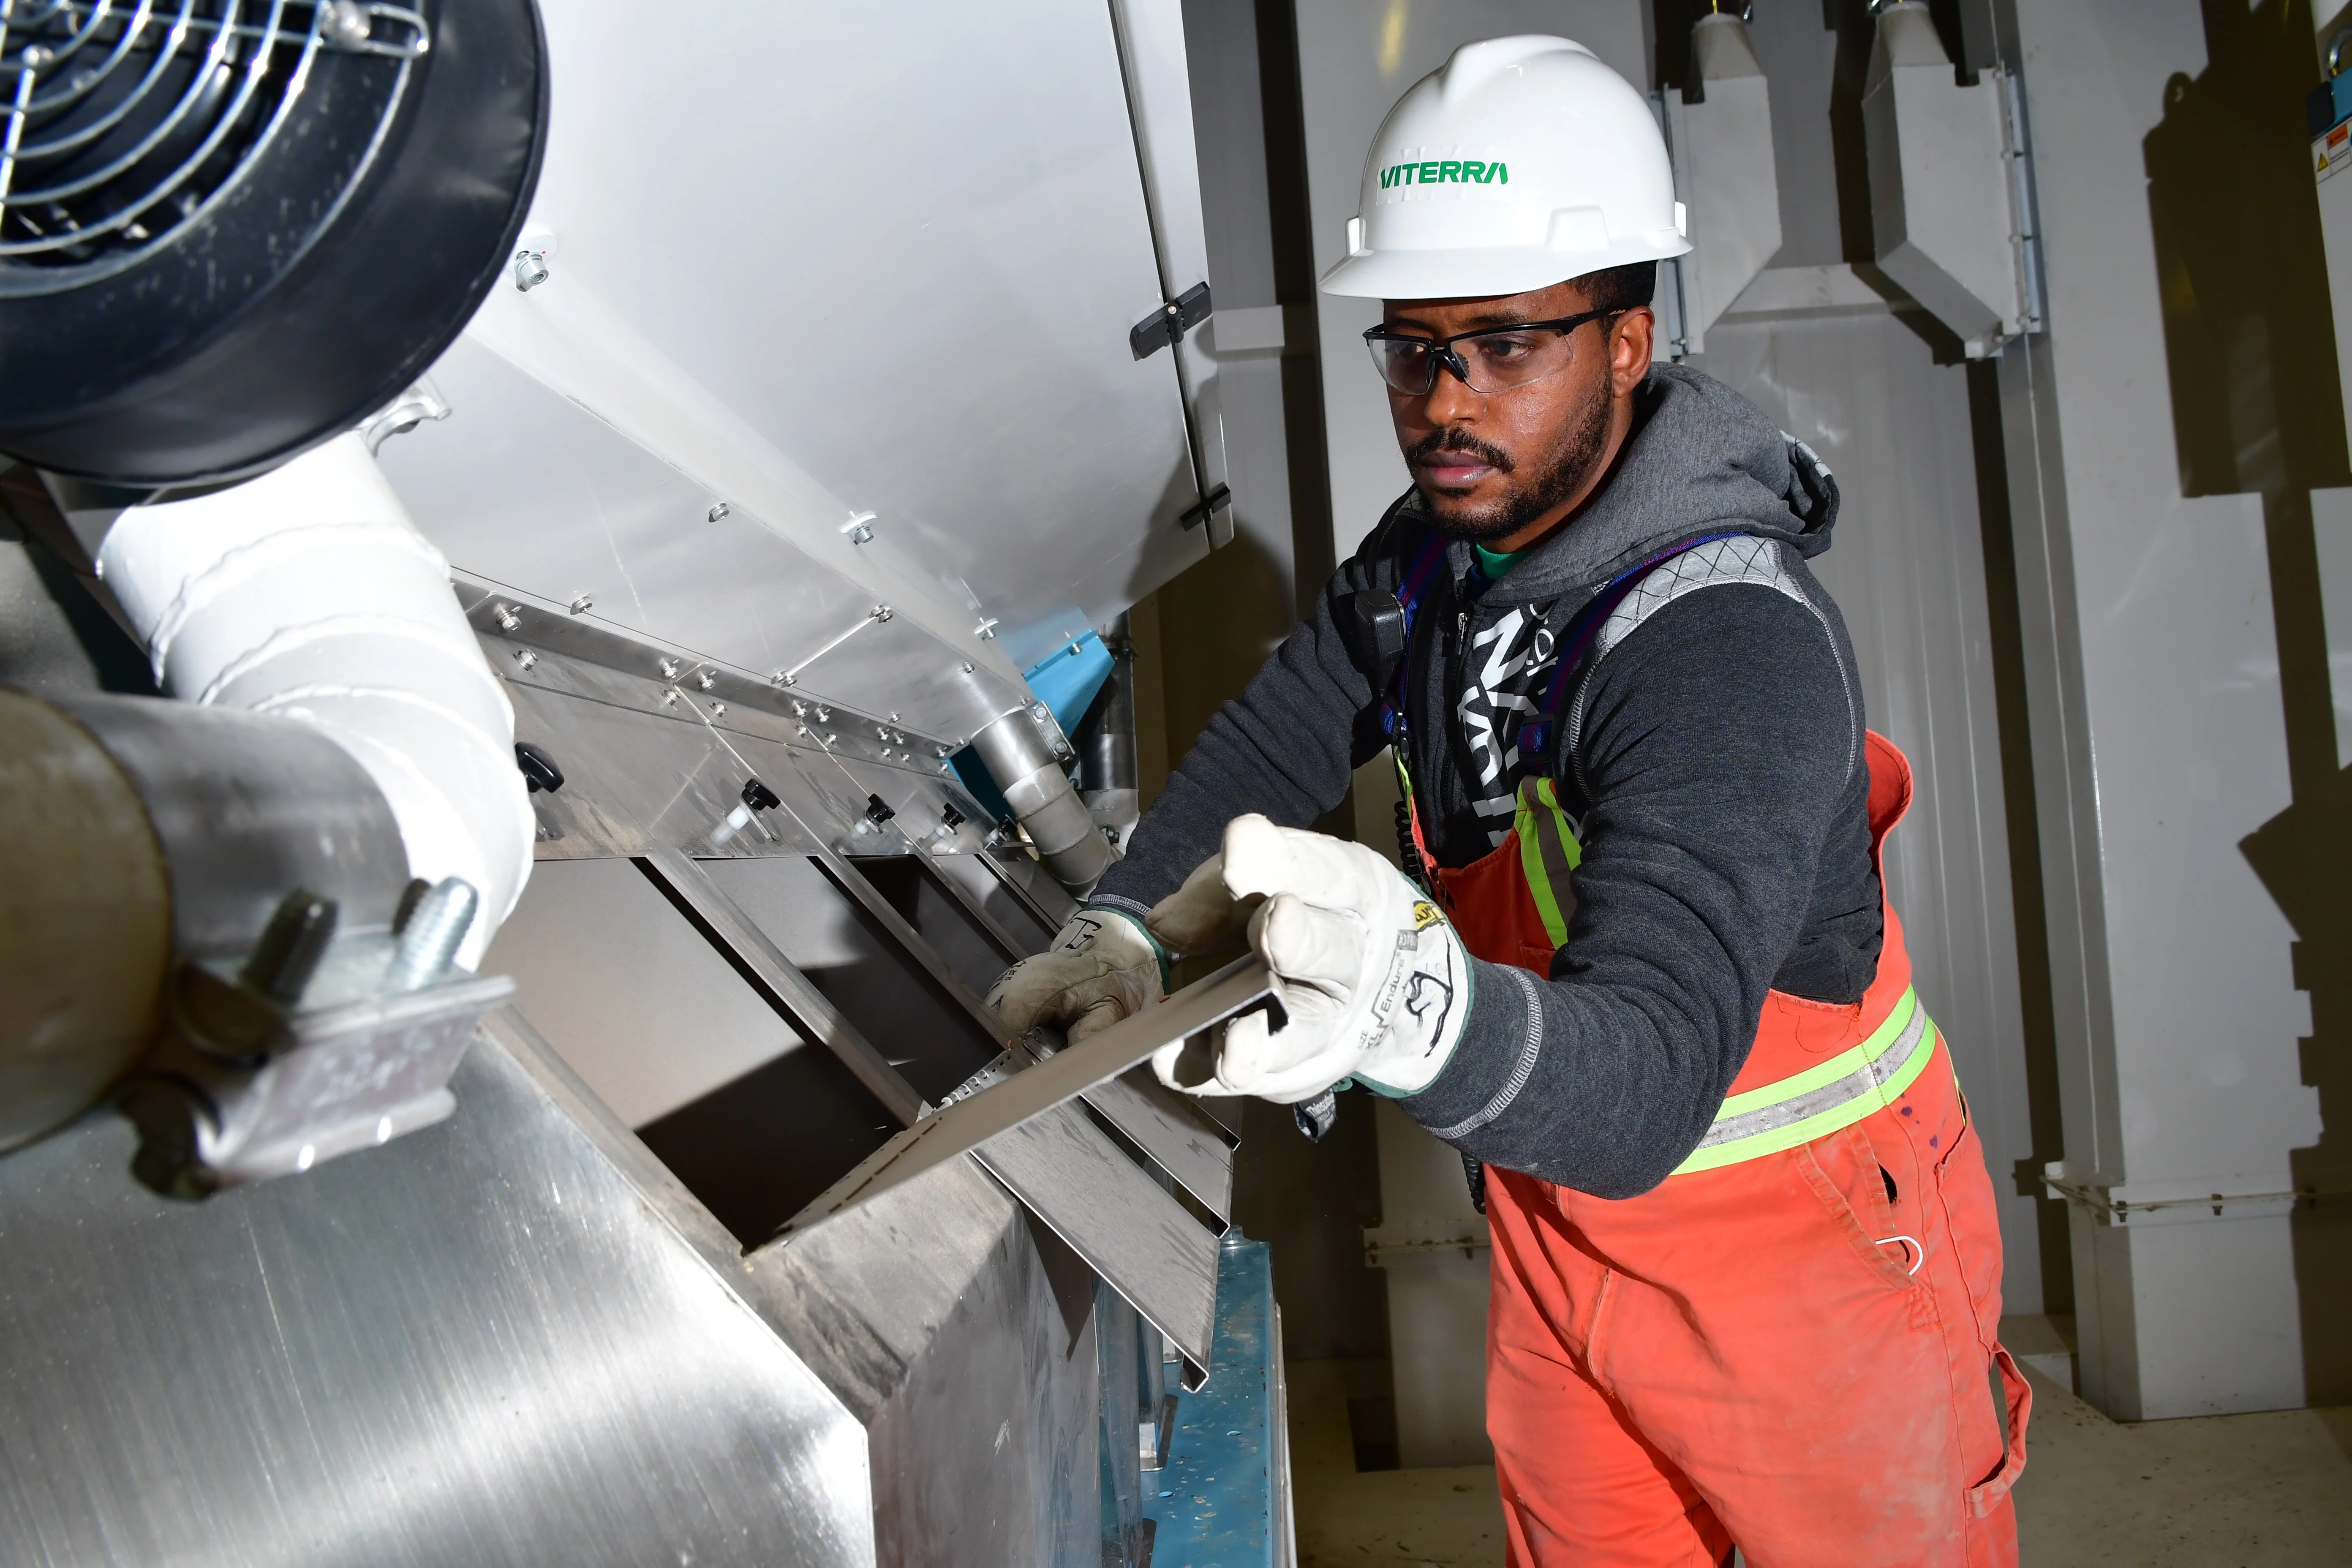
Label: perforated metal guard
xmin=0 ymin=0 xmax=424 ymax=295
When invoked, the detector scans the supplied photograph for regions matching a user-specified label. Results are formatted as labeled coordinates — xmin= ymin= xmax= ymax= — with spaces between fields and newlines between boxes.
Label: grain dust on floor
xmin=1288 ymin=1359 xmax=1504 ymax=1566
xmin=1285 ymin=1329 xmax=2352 ymax=1566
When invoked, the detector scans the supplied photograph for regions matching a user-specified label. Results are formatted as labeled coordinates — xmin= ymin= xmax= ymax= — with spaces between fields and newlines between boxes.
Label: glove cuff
xmin=1079 ymin=902 xmax=1171 ymax=992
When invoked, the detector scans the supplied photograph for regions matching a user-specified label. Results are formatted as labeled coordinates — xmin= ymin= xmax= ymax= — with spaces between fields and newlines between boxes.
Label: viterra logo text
xmin=1379 ymin=159 xmax=1508 ymax=188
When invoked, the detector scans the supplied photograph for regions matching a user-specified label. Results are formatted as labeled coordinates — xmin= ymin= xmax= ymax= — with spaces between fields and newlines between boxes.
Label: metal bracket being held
xmin=780 ymin=955 xmax=1274 ymax=1234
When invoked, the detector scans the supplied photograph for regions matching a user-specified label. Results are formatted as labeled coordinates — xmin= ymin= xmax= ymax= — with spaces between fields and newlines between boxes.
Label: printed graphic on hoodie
xmin=1455 ymin=601 xmax=1560 ymax=847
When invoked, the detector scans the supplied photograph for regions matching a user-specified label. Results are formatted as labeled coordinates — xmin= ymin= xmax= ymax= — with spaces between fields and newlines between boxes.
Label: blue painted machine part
xmin=1141 ymin=1233 xmax=1283 ymax=1567
xmin=950 ymin=629 xmax=1114 ymax=825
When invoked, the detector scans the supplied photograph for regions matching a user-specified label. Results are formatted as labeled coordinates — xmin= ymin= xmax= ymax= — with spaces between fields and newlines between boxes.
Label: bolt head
xmin=697 ymin=671 xmax=716 ymax=690
xmin=569 ymin=593 xmax=593 ymax=614
xmin=494 ymin=605 xmax=520 ymax=632
xmin=712 ymin=702 xmax=727 ymax=718
xmin=708 ymin=501 xmax=731 ymax=522
xmin=961 ymin=662 xmax=976 ymax=674
xmin=514 ymin=648 xmax=538 ymax=670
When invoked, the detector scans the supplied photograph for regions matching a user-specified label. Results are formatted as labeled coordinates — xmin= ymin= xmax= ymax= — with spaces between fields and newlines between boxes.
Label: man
xmin=989 ymin=35 xmax=2026 ymax=1568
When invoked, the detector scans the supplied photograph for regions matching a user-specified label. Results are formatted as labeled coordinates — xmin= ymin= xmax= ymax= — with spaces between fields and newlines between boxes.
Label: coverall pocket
xmin=1965 ymin=1344 xmax=2033 ymax=1517
xmin=1797 ymin=1126 xmax=1916 ymax=1290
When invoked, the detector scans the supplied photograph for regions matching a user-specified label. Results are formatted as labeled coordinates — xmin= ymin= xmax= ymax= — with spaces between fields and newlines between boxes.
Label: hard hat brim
xmin=1318 ymin=236 xmax=1691 ymax=302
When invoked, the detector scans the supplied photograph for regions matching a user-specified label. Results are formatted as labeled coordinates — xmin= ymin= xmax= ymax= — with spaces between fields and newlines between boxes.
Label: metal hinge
xmin=1130 ymin=281 xmax=1212 ymax=360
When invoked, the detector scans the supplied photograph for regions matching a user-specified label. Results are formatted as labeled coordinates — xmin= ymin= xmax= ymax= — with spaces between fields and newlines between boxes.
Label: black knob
xmin=741 ymin=778 xmax=781 ymax=812
xmin=515 ymin=741 xmax=565 ymax=793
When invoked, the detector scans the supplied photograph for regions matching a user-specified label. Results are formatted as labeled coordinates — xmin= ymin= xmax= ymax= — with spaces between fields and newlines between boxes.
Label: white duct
xmin=95 ymin=434 xmax=531 ymax=968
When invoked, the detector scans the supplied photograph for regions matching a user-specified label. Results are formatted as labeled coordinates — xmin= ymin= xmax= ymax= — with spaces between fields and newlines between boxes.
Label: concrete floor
xmin=1285 ymin=1320 xmax=2352 ymax=1567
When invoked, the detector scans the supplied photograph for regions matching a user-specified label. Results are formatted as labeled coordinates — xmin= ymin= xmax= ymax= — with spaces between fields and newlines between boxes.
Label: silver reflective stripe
xmin=1426 ymin=965 xmax=1542 ymax=1141
xmin=1692 ymin=998 xmax=1931 ymax=1151
xmin=1565 ymin=534 xmax=1861 ymax=796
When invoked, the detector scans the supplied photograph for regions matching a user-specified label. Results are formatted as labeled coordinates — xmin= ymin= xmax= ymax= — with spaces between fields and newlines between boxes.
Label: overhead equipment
xmin=1859 ymin=0 xmax=2043 ymax=359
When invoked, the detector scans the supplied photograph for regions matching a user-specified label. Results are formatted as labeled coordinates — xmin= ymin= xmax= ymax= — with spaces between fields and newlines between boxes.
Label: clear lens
xmin=1367 ymin=321 xmax=1590 ymax=396
xmin=1369 ymin=336 xmax=1437 ymax=395
xmin=1454 ymin=327 xmax=1580 ymax=392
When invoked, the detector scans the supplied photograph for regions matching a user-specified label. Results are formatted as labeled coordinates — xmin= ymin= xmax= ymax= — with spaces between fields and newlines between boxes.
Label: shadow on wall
xmin=2147 ymin=0 xmax=2352 ymax=1407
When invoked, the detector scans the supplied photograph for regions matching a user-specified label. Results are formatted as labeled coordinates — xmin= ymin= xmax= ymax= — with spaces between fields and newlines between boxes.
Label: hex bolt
xmin=708 ymin=501 xmax=732 ymax=522
xmin=659 ymin=658 xmax=681 ymax=680
xmin=514 ymin=648 xmax=538 ymax=671
xmin=384 ymin=878 xmax=479 ymax=993
xmin=240 ymin=890 xmax=339 ymax=1003
xmin=710 ymin=701 xmax=727 ymax=718
xmin=697 ymin=671 xmax=716 ymax=690
xmin=569 ymin=593 xmax=593 ymax=614
xmin=494 ymin=604 xmax=521 ymax=632
xmin=513 ymin=250 xmax=550 ymax=292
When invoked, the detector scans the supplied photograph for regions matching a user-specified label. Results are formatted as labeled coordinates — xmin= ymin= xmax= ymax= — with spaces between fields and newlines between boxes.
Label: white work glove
xmin=986 ymin=908 xmax=1168 ymax=1044
xmin=1146 ymin=814 xmax=1471 ymax=1103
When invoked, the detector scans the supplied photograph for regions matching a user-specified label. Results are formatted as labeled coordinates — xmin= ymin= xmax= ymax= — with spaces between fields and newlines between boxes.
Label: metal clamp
xmin=120 ymin=879 xmax=512 ymax=1197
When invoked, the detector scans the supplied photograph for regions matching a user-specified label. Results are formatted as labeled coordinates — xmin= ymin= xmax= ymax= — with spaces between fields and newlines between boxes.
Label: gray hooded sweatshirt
xmin=1089 ymin=365 xmax=1881 ymax=1198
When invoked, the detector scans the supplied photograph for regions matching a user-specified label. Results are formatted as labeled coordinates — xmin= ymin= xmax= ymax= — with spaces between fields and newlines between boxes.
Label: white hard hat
xmin=1319 ymin=35 xmax=1689 ymax=301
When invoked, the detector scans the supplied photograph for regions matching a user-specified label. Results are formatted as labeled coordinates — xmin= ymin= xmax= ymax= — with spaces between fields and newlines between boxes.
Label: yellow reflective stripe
xmin=1671 ymin=1007 xmax=1941 ymax=1176
xmin=1515 ymin=777 xmax=1577 ymax=948
xmin=1713 ymin=987 xmax=1917 ymax=1118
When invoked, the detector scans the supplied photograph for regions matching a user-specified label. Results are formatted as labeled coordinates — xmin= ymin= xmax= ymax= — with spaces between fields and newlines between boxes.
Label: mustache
xmin=1407 ymin=426 xmax=1514 ymax=474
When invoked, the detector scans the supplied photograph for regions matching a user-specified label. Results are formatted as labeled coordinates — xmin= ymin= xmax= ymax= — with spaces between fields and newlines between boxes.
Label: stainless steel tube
xmin=970 ymin=707 xmax=1114 ymax=893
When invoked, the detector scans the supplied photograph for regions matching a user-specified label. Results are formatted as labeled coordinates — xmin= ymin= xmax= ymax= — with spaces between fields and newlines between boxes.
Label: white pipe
xmin=95 ymin=434 xmax=531 ymax=969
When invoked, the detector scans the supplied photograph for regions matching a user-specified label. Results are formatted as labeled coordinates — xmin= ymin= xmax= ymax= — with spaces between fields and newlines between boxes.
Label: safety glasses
xmin=1362 ymin=309 xmax=1614 ymax=397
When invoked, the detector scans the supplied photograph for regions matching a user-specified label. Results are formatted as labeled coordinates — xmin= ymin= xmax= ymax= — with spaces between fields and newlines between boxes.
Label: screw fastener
xmin=514 ymin=250 xmax=550 ymax=292
xmin=568 ymin=593 xmax=593 ymax=614
xmin=494 ymin=604 xmax=520 ymax=632
xmin=708 ymin=501 xmax=731 ymax=522
xmin=513 ymin=648 xmax=538 ymax=671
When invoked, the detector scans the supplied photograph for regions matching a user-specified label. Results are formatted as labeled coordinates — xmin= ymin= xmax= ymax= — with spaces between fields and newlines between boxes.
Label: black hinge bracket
xmin=1131 ymin=281 xmax=1213 ymax=360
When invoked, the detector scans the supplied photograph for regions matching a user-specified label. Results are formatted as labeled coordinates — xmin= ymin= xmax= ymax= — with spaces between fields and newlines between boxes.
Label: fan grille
xmin=0 ymin=0 xmax=425 ymax=295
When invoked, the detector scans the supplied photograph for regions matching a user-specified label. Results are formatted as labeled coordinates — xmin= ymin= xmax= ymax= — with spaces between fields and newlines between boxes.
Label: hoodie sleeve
xmin=1396 ymin=574 xmax=1879 ymax=1198
xmin=1085 ymin=532 xmax=1400 ymax=928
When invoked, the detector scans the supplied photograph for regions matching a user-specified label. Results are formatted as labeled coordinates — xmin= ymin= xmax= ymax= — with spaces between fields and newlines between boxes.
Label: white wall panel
xmin=2001 ymin=0 xmax=2320 ymax=1416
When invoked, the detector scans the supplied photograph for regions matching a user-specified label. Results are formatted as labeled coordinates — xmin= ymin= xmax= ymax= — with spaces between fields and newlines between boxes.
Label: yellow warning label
xmin=1412 ymin=901 xmax=1444 ymax=931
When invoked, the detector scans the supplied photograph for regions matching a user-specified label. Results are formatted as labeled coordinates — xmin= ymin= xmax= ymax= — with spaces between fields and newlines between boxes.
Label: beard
xmin=1407 ymin=373 xmax=1614 ymax=543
